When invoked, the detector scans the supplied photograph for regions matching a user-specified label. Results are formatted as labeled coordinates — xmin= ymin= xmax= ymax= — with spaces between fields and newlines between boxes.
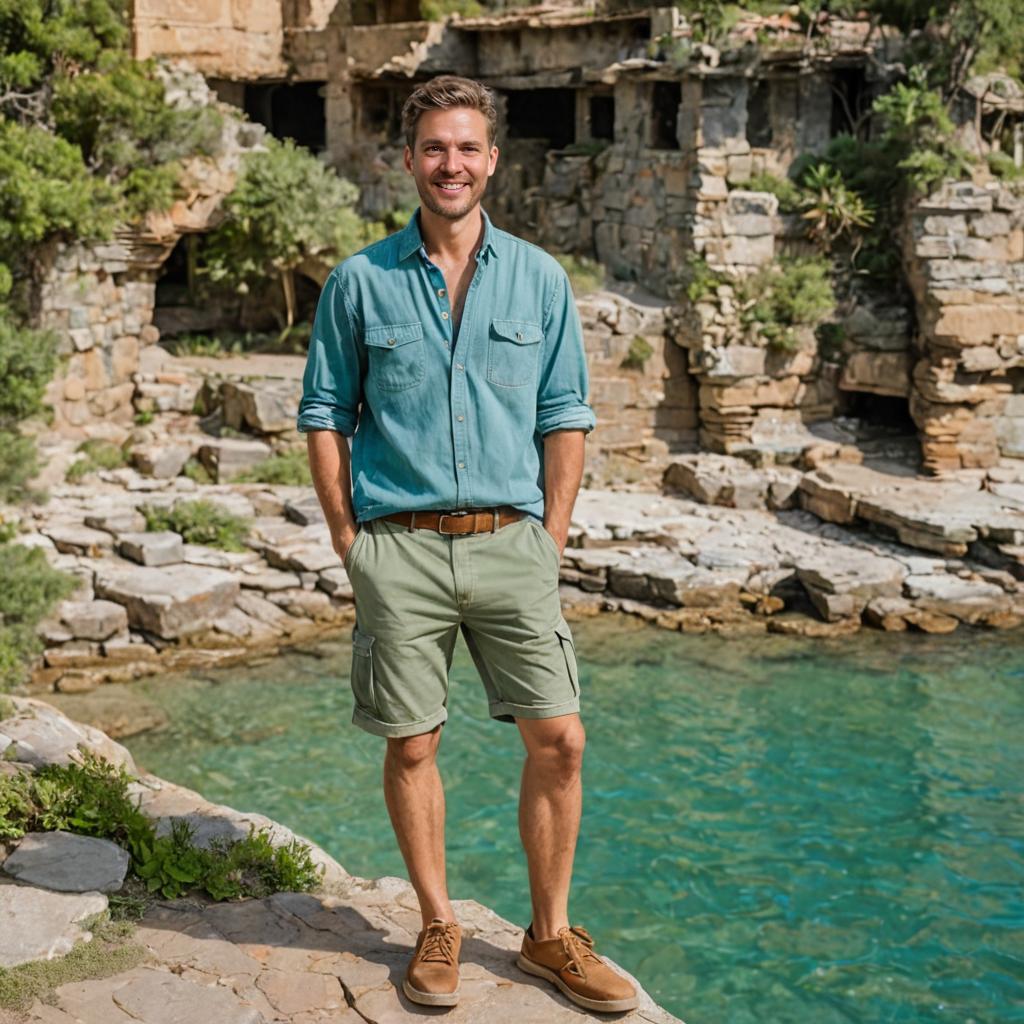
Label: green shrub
xmin=199 ymin=138 xmax=385 ymax=330
xmin=796 ymin=162 xmax=875 ymax=245
xmin=141 ymin=499 xmax=251 ymax=551
xmin=0 ymin=430 xmax=41 ymax=504
xmin=620 ymin=335 xmax=654 ymax=371
xmin=553 ymin=253 xmax=604 ymax=296
xmin=0 ymin=752 xmax=324 ymax=907
xmin=0 ymin=542 xmax=77 ymax=692
xmin=739 ymin=256 xmax=835 ymax=349
xmin=235 ymin=449 xmax=312 ymax=486
xmin=65 ymin=439 xmax=129 ymax=482
xmin=736 ymin=172 xmax=803 ymax=213
xmin=0 ymin=313 xmax=59 ymax=426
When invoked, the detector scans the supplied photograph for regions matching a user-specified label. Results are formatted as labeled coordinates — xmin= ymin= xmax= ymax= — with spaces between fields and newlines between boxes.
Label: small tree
xmin=199 ymin=138 xmax=384 ymax=332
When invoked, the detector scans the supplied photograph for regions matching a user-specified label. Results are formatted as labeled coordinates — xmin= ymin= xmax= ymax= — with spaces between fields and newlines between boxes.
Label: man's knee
xmin=528 ymin=718 xmax=585 ymax=777
xmin=385 ymin=728 xmax=442 ymax=772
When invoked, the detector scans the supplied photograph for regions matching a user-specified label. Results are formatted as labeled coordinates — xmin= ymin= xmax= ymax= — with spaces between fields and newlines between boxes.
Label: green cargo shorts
xmin=342 ymin=515 xmax=580 ymax=738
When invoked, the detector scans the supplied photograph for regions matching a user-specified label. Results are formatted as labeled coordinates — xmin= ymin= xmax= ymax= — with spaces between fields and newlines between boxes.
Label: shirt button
xmin=387 ymin=338 xmax=396 ymax=346
xmin=457 ymin=415 xmax=464 ymax=421
xmin=456 ymin=363 xmax=464 ymax=370
xmin=438 ymin=288 xmax=446 ymax=297
xmin=441 ymin=311 xmax=449 ymax=320
xmin=458 ymin=461 xmax=465 ymax=468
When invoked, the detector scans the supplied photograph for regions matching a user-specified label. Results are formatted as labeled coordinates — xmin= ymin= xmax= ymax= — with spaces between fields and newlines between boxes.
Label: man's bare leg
xmin=383 ymin=727 xmax=456 ymax=928
xmin=516 ymin=714 xmax=586 ymax=940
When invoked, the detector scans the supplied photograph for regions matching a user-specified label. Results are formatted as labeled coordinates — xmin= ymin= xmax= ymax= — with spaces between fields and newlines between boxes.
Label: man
xmin=297 ymin=75 xmax=637 ymax=1013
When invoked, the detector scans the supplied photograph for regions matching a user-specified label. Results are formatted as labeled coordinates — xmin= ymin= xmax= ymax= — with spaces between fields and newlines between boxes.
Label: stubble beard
xmin=418 ymin=175 xmax=487 ymax=222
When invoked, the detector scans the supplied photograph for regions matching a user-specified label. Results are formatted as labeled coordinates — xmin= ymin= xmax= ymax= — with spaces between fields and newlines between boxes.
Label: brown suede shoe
xmin=402 ymin=918 xmax=461 ymax=1007
xmin=517 ymin=924 xmax=639 ymax=1012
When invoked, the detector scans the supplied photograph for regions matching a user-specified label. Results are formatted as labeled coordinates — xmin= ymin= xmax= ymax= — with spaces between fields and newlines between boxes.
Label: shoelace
xmin=419 ymin=920 xmax=458 ymax=964
xmin=558 ymin=925 xmax=602 ymax=981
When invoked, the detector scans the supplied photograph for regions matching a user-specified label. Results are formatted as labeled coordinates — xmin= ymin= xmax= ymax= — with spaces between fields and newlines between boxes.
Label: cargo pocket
xmin=350 ymin=627 xmax=378 ymax=716
xmin=555 ymin=621 xmax=580 ymax=698
xmin=487 ymin=319 xmax=543 ymax=388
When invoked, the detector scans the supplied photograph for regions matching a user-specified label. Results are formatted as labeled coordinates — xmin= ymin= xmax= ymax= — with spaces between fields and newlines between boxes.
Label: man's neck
xmin=419 ymin=205 xmax=485 ymax=266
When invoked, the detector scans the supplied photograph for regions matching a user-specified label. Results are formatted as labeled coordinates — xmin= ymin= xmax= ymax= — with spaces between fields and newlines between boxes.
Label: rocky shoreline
xmin=0 ymin=697 xmax=680 ymax=1024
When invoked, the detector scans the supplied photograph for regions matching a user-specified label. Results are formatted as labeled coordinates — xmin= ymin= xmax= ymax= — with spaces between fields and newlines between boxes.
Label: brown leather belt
xmin=381 ymin=507 xmax=524 ymax=535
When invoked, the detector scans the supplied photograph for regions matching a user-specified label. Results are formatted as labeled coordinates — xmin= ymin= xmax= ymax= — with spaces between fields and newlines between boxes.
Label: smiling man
xmin=297 ymin=75 xmax=637 ymax=1013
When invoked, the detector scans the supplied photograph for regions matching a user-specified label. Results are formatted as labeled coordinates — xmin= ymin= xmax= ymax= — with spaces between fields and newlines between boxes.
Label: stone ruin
xmin=25 ymin=1 xmax=1019 ymax=481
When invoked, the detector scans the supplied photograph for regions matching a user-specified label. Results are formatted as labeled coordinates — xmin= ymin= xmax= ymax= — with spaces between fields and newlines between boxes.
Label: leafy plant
xmin=679 ymin=252 xmax=726 ymax=303
xmin=235 ymin=449 xmax=312 ymax=486
xmin=987 ymin=149 xmax=1024 ymax=181
xmin=796 ymin=162 xmax=875 ymax=249
xmin=141 ymin=499 xmax=251 ymax=551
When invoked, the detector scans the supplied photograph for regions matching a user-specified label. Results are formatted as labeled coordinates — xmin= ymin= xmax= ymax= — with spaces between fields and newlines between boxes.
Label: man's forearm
xmin=306 ymin=430 xmax=357 ymax=555
xmin=542 ymin=429 xmax=585 ymax=554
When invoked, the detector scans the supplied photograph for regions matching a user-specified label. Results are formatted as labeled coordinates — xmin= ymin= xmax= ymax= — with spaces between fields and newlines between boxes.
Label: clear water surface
xmin=123 ymin=617 xmax=1024 ymax=1024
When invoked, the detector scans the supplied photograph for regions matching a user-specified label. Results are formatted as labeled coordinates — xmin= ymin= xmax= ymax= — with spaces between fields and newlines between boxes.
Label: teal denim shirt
xmin=297 ymin=209 xmax=596 ymax=522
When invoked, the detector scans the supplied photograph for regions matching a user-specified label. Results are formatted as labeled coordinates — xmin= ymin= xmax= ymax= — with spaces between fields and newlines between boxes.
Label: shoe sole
xmin=402 ymin=978 xmax=460 ymax=1007
xmin=516 ymin=954 xmax=639 ymax=1013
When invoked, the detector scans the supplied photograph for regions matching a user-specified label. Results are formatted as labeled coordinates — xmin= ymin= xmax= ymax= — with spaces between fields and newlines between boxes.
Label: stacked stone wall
xmin=904 ymin=181 xmax=1024 ymax=473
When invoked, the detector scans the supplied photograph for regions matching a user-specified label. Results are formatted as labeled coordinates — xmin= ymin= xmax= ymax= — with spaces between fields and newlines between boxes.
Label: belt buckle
xmin=438 ymin=510 xmax=471 ymax=535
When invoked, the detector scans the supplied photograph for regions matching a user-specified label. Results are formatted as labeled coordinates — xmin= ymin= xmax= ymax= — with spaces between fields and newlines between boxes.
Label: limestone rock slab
xmin=58 ymin=600 xmax=128 ymax=641
xmin=117 ymin=531 xmax=185 ymax=566
xmin=221 ymin=378 xmax=300 ymax=434
xmin=0 ymin=880 xmax=108 ymax=967
xmin=4 ymin=831 xmax=129 ymax=893
xmin=95 ymin=565 xmax=239 ymax=639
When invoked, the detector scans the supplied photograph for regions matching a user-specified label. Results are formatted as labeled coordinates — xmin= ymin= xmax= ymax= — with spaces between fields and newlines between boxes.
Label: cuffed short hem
xmin=489 ymin=696 xmax=581 ymax=724
xmin=352 ymin=705 xmax=449 ymax=738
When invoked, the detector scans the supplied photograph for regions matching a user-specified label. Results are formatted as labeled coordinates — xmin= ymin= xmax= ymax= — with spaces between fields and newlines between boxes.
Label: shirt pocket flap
xmin=491 ymin=319 xmax=543 ymax=345
xmin=364 ymin=322 xmax=424 ymax=349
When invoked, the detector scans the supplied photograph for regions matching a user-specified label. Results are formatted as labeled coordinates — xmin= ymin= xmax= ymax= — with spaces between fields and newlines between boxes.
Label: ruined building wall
xmin=904 ymin=181 xmax=1024 ymax=473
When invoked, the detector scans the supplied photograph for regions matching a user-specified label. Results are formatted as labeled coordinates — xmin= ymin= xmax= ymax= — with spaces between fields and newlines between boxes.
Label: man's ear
xmin=488 ymin=145 xmax=499 ymax=178
xmin=403 ymin=145 xmax=413 ymax=174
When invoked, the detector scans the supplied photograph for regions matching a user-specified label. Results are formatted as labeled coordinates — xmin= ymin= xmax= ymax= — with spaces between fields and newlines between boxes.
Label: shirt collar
xmin=398 ymin=207 xmax=500 ymax=263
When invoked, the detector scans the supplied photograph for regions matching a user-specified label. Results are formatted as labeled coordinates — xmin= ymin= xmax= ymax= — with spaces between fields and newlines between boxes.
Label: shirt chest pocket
xmin=364 ymin=322 xmax=425 ymax=392
xmin=487 ymin=319 xmax=544 ymax=389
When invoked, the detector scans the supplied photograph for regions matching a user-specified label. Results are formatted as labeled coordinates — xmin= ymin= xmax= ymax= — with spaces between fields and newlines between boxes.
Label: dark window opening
xmin=589 ymin=95 xmax=615 ymax=141
xmin=244 ymin=81 xmax=326 ymax=151
xmin=830 ymin=67 xmax=868 ymax=137
xmin=746 ymin=80 xmax=772 ymax=147
xmin=354 ymin=82 xmax=409 ymax=139
xmin=504 ymin=88 xmax=576 ymax=150
xmin=842 ymin=392 xmax=916 ymax=433
xmin=650 ymin=81 xmax=681 ymax=150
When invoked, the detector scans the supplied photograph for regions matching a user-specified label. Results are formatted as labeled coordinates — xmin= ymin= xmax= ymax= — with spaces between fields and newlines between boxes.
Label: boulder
xmin=94 ymin=564 xmax=239 ymax=639
xmin=221 ymin=379 xmax=301 ymax=434
xmin=284 ymin=494 xmax=325 ymax=526
xmin=42 ymin=524 xmax=113 ymax=557
xmin=3 ymin=831 xmax=130 ymax=893
xmin=0 ymin=881 xmax=108 ymax=968
xmin=131 ymin=444 xmax=191 ymax=479
xmin=117 ymin=531 xmax=185 ymax=566
xmin=197 ymin=438 xmax=273 ymax=482
xmin=57 ymin=600 xmax=128 ymax=641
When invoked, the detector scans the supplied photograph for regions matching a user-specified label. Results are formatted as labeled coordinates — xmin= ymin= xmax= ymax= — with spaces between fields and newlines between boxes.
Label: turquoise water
xmin=123 ymin=618 xmax=1024 ymax=1024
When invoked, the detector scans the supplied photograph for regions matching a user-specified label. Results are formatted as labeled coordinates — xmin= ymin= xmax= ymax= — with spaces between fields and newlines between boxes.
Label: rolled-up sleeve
xmin=296 ymin=270 xmax=362 ymax=436
xmin=536 ymin=270 xmax=596 ymax=436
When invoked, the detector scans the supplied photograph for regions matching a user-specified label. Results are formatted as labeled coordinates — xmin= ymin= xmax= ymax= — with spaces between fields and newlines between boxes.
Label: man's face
xmin=404 ymin=106 xmax=498 ymax=222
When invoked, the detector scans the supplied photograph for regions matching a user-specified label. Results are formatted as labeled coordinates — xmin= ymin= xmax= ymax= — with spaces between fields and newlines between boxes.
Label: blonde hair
xmin=401 ymin=75 xmax=498 ymax=148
